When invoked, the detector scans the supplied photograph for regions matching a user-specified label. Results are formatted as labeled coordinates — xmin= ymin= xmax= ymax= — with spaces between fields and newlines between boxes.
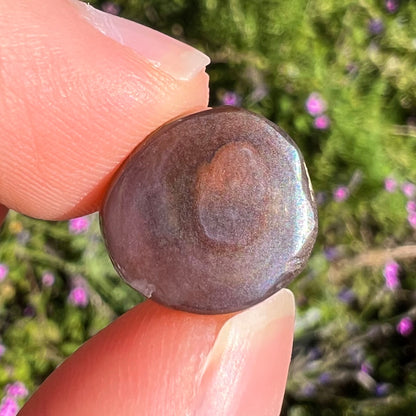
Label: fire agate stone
xmin=100 ymin=107 xmax=318 ymax=314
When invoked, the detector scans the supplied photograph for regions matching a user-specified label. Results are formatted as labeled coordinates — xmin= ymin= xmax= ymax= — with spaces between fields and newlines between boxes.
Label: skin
xmin=0 ymin=1 xmax=295 ymax=414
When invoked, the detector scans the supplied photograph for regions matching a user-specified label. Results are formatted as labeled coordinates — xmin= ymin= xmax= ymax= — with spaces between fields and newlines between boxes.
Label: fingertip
xmin=20 ymin=291 xmax=294 ymax=416
xmin=194 ymin=289 xmax=295 ymax=416
xmin=72 ymin=0 xmax=211 ymax=82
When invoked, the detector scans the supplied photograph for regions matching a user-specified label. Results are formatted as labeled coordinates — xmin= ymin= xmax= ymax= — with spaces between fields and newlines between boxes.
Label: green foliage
xmin=1 ymin=0 xmax=416 ymax=414
xmin=0 ymin=212 xmax=143 ymax=395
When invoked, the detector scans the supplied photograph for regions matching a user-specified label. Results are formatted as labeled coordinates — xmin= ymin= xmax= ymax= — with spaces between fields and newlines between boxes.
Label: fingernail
xmin=193 ymin=289 xmax=295 ymax=416
xmin=71 ymin=1 xmax=210 ymax=81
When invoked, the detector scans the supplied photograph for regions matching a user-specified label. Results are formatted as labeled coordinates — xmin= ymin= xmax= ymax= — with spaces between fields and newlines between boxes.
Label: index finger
xmin=0 ymin=0 xmax=209 ymax=220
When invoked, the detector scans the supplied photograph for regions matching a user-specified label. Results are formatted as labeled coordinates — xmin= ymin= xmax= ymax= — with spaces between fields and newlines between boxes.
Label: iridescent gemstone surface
xmin=100 ymin=107 xmax=318 ymax=314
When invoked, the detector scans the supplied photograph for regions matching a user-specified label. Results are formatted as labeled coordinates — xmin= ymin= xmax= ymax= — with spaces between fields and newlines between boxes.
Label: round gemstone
xmin=100 ymin=107 xmax=318 ymax=314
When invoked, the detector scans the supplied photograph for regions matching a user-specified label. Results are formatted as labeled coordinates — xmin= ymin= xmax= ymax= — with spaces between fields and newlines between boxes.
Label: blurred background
xmin=1 ymin=0 xmax=416 ymax=414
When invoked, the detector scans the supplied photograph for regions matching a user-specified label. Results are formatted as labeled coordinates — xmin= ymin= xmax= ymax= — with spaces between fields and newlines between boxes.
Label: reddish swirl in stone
xmin=100 ymin=107 xmax=318 ymax=314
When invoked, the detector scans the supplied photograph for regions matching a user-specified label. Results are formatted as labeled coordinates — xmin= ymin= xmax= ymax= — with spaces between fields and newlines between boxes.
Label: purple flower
xmin=360 ymin=362 xmax=373 ymax=375
xmin=313 ymin=115 xmax=330 ymax=130
xmin=305 ymin=93 xmax=327 ymax=116
xmin=101 ymin=1 xmax=120 ymax=15
xmin=338 ymin=287 xmax=356 ymax=304
xmin=383 ymin=260 xmax=400 ymax=290
xmin=406 ymin=201 xmax=416 ymax=213
xmin=408 ymin=212 xmax=416 ymax=229
xmin=0 ymin=396 xmax=19 ymax=416
xmin=0 ymin=344 xmax=5 ymax=357
xmin=42 ymin=272 xmax=55 ymax=287
xmin=333 ymin=186 xmax=349 ymax=202
xmin=0 ymin=264 xmax=9 ymax=282
xmin=301 ymin=383 xmax=316 ymax=397
xmin=396 ymin=317 xmax=413 ymax=336
xmin=23 ymin=305 xmax=36 ymax=317
xmin=402 ymin=182 xmax=416 ymax=199
xmin=375 ymin=383 xmax=390 ymax=397
xmin=384 ymin=260 xmax=400 ymax=275
xmin=324 ymin=246 xmax=339 ymax=262
xmin=384 ymin=177 xmax=397 ymax=192
xmin=68 ymin=286 xmax=89 ymax=308
xmin=319 ymin=372 xmax=331 ymax=384
xmin=385 ymin=0 xmax=399 ymax=13
xmin=5 ymin=382 xmax=28 ymax=399
xmin=68 ymin=216 xmax=91 ymax=234
xmin=368 ymin=19 xmax=384 ymax=35
xmin=308 ymin=347 xmax=322 ymax=361
xmin=221 ymin=91 xmax=241 ymax=107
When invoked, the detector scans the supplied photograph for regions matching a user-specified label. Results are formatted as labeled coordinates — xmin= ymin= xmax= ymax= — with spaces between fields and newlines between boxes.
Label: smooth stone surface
xmin=100 ymin=107 xmax=318 ymax=314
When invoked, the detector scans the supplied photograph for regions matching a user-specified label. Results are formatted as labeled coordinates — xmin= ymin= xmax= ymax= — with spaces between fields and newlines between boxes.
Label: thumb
xmin=0 ymin=0 xmax=209 ymax=220
xmin=19 ymin=289 xmax=295 ymax=416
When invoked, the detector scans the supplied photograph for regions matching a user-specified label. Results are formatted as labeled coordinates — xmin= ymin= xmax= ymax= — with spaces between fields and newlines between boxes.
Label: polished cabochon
xmin=100 ymin=107 xmax=318 ymax=314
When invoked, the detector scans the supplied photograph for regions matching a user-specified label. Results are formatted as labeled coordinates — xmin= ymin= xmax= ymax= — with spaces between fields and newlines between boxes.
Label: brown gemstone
xmin=100 ymin=107 xmax=318 ymax=314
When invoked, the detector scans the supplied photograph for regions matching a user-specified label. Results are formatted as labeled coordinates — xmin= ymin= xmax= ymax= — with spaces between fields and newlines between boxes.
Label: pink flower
xmin=408 ymin=212 xmax=416 ymax=229
xmin=360 ymin=362 xmax=373 ymax=375
xmin=68 ymin=216 xmax=91 ymax=234
xmin=42 ymin=272 xmax=55 ymax=287
xmin=406 ymin=201 xmax=416 ymax=213
xmin=0 ymin=264 xmax=8 ymax=282
xmin=385 ymin=0 xmax=399 ymax=13
xmin=402 ymin=182 xmax=416 ymax=199
xmin=0 ymin=396 xmax=18 ymax=416
xmin=396 ymin=317 xmax=413 ymax=337
xmin=5 ymin=382 xmax=28 ymax=399
xmin=101 ymin=1 xmax=120 ymax=15
xmin=222 ymin=91 xmax=241 ymax=107
xmin=383 ymin=260 xmax=400 ymax=290
xmin=333 ymin=186 xmax=349 ymax=202
xmin=384 ymin=177 xmax=397 ymax=192
xmin=305 ymin=93 xmax=327 ymax=116
xmin=68 ymin=286 xmax=89 ymax=307
xmin=314 ymin=115 xmax=330 ymax=130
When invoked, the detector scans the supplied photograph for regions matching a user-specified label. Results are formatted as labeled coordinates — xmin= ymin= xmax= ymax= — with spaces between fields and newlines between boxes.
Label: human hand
xmin=0 ymin=1 xmax=295 ymax=414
